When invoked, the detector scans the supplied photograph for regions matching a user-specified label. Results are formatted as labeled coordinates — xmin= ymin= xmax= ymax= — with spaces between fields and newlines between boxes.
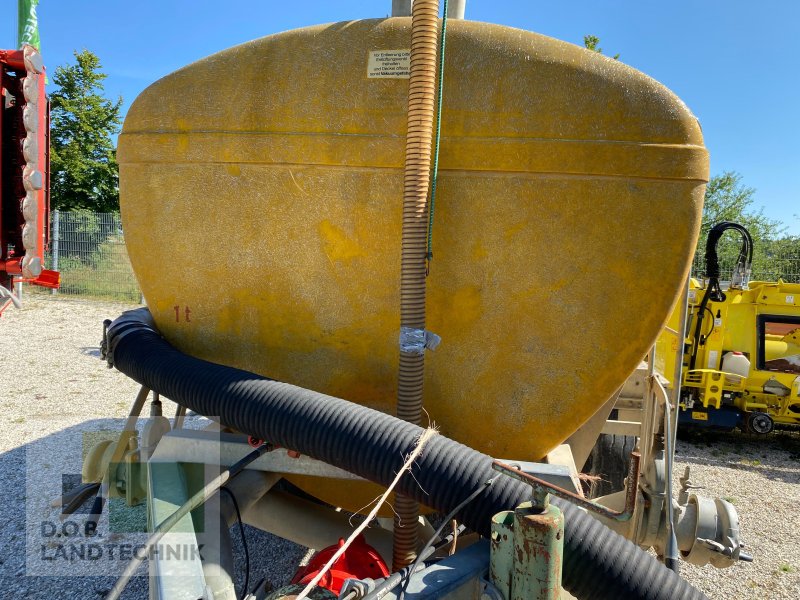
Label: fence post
xmin=51 ymin=209 xmax=60 ymax=295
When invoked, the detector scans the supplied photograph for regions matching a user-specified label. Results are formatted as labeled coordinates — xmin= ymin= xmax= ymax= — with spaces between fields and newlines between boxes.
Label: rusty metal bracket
xmin=493 ymin=451 xmax=641 ymax=522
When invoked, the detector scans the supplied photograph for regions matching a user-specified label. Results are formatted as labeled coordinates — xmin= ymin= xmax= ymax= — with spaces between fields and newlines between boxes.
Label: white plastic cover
xmin=22 ymin=166 xmax=43 ymax=190
xmin=23 ymin=132 xmax=38 ymax=163
xmin=22 ymin=44 xmax=43 ymax=74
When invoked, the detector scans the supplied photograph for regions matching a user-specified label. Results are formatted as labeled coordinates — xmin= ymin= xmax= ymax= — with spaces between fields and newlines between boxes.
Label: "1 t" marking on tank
xmin=174 ymin=305 xmax=191 ymax=323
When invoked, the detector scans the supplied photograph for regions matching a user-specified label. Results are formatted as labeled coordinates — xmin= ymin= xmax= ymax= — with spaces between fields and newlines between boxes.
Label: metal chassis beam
xmin=145 ymin=428 xmax=583 ymax=599
xmin=147 ymin=460 xmax=208 ymax=600
xmin=149 ymin=429 xmax=366 ymax=480
xmin=383 ymin=540 xmax=490 ymax=600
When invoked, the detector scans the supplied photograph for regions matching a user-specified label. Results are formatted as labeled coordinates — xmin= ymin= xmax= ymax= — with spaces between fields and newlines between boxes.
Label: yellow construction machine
xmin=656 ymin=222 xmax=800 ymax=433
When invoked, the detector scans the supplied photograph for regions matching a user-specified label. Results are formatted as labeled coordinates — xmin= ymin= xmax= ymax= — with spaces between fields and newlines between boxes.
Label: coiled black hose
xmin=689 ymin=221 xmax=753 ymax=370
xmin=106 ymin=309 xmax=706 ymax=600
xmin=704 ymin=221 xmax=753 ymax=282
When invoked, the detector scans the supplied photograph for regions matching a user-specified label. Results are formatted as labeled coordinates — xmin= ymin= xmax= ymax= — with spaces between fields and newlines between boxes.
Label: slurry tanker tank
xmin=117 ymin=17 xmax=707 ymax=512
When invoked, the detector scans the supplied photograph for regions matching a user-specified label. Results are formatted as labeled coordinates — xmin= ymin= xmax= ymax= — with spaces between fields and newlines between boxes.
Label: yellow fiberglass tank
xmin=118 ymin=18 xmax=707 ymax=510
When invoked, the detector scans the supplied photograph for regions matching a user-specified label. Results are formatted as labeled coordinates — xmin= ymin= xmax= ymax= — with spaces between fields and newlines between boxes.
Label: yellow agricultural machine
xmin=656 ymin=222 xmax=800 ymax=434
xmin=58 ymin=2 xmax=754 ymax=599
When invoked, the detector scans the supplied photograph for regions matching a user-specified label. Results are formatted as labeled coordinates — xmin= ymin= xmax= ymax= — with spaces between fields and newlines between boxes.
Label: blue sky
xmin=5 ymin=1 xmax=798 ymax=234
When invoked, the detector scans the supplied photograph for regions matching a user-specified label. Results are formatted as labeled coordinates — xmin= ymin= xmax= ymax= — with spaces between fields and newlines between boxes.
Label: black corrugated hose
xmin=105 ymin=309 xmax=707 ymax=600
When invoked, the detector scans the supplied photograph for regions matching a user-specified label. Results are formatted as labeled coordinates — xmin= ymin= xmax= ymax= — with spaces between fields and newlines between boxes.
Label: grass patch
xmin=723 ymin=496 xmax=737 ymax=504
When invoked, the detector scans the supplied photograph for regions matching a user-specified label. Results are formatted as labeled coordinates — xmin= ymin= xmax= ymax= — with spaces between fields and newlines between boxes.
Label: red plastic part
xmin=291 ymin=535 xmax=390 ymax=595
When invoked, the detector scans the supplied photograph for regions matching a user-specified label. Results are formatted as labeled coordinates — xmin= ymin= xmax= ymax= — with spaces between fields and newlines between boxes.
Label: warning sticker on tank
xmin=367 ymin=50 xmax=411 ymax=78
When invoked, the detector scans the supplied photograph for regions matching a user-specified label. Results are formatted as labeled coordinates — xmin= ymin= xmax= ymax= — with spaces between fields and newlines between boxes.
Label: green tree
xmin=50 ymin=50 xmax=122 ymax=212
xmin=700 ymin=171 xmax=783 ymax=241
xmin=583 ymin=35 xmax=619 ymax=60
xmin=695 ymin=171 xmax=789 ymax=280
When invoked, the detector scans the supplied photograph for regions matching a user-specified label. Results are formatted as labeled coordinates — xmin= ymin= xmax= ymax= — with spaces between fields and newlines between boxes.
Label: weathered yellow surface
xmin=118 ymin=18 xmax=707 ymax=511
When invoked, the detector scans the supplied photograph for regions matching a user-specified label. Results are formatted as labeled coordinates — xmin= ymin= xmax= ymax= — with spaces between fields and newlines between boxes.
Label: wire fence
xmin=691 ymin=249 xmax=800 ymax=284
xmin=33 ymin=210 xmax=141 ymax=302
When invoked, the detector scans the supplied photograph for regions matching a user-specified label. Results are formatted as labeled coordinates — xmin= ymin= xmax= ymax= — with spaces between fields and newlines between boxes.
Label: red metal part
xmin=1 ymin=45 xmax=58 ymax=291
xmin=0 ymin=259 xmax=59 ymax=286
xmin=2 ymin=259 xmax=22 ymax=275
xmin=0 ymin=49 xmax=25 ymax=70
xmin=291 ymin=535 xmax=390 ymax=595
xmin=30 ymin=268 xmax=59 ymax=288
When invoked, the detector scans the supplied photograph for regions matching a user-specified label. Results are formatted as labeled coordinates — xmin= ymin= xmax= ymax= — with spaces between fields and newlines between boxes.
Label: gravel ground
xmin=673 ymin=431 xmax=800 ymax=598
xmin=0 ymin=295 xmax=307 ymax=599
xmin=1 ymin=295 xmax=798 ymax=599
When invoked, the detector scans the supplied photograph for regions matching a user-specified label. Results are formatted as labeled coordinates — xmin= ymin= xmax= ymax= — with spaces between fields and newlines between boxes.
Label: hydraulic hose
xmin=105 ymin=310 xmax=707 ymax=600
xmin=395 ymin=0 xmax=441 ymax=570
xmin=689 ymin=221 xmax=753 ymax=370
